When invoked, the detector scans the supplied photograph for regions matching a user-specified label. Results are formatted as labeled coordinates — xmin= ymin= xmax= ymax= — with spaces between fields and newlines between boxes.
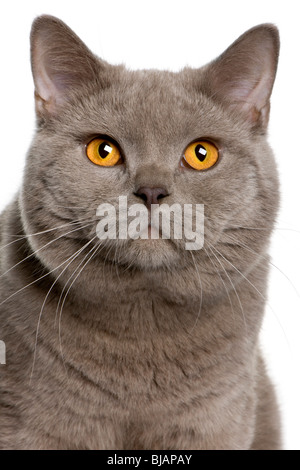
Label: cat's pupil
xmin=98 ymin=142 xmax=113 ymax=159
xmin=195 ymin=144 xmax=207 ymax=162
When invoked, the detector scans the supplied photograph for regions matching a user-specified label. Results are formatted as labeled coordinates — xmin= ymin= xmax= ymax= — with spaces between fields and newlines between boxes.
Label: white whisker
xmin=211 ymin=243 xmax=289 ymax=346
xmin=0 ymin=221 xmax=95 ymax=280
xmin=188 ymin=251 xmax=203 ymax=334
xmin=58 ymin=243 xmax=101 ymax=370
xmin=30 ymin=237 xmax=97 ymax=381
xmin=0 ymin=216 xmax=97 ymax=253
xmin=209 ymin=244 xmax=247 ymax=330
xmin=203 ymin=246 xmax=236 ymax=324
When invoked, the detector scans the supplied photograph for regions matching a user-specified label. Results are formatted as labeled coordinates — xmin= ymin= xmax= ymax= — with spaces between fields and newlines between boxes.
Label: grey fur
xmin=0 ymin=16 xmax=281 ymax=449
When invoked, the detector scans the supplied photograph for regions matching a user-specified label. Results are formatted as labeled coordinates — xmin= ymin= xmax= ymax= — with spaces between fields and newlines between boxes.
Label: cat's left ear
xmin=202 ymin=24 xmax=280 ymax=131
xmin=30 ymin=15 xmax=105 ymax=117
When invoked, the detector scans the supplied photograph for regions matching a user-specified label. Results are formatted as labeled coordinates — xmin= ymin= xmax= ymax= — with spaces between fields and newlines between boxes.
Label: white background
xmin=0 ymin=0 xmax=299 ymax=450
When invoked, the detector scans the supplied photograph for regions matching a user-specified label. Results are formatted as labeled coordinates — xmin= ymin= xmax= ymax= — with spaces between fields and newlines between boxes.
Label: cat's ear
xmin=203 ymin=24 xmax=279 ymax=131
xmin=30 ymin=15 xmax=103 ymax=117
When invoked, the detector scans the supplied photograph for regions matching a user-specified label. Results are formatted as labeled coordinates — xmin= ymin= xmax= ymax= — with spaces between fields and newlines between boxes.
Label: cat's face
xmin=20 ymin=16 xmax=279 ymax=300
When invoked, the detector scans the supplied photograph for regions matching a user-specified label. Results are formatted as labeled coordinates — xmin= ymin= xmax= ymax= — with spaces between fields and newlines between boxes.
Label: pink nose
xmin=134 ymin=187 xmax=168 ymax=210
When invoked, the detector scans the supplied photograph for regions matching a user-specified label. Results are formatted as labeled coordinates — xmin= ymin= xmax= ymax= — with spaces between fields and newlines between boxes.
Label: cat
xmin=0 ymin=15 xmax=281 ymax=450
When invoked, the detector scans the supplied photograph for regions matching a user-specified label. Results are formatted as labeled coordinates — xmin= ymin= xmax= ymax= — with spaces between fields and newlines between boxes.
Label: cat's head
xmin=20 ymin=16 xmax=279 ymax=300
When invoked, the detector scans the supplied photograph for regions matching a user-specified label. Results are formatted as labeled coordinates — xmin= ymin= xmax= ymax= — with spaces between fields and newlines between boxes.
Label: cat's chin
xmin=123 ymin=238 xmax=181 ymax=270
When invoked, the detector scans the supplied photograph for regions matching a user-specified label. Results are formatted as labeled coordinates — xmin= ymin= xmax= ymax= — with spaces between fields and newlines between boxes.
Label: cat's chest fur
xmin=1 ymin=242 xmax=259 ymax=449
xmin=12 ymin=294 xmax=256 ymax=450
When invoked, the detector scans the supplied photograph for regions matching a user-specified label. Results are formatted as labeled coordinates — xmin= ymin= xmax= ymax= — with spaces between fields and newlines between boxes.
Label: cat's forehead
xmin=116 ymin=68 xmax=205 ymax=122
xmin=116 ymin=69 xmax=199 ymax=142
xmin=55 ymin=65 xmax=245 ymax=156
xmin=77 ymin=66 xmax=233 ymax=148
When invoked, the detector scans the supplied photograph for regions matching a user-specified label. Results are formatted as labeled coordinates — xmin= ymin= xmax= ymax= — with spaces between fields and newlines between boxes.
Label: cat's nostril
xmin=137 ymin=192 xmax=148 ymax=203
xmin=134 ymin=187 xmax=169 ymax=210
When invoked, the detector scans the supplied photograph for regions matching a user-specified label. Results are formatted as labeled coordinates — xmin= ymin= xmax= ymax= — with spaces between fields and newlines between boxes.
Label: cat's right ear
xmin=30 ymin=15 xmax=103 ymax=118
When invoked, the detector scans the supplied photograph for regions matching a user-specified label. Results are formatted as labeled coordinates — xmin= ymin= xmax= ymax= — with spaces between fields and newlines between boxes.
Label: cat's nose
xmin=134 ymin=187 xmax=169 ymax=210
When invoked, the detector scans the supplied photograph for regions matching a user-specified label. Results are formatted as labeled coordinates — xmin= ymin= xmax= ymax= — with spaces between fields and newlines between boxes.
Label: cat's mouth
xmin=96 ymin=229 xmax=181 ymax=270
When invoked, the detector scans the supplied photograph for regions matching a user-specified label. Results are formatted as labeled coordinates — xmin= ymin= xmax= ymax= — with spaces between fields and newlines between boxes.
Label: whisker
xmin=225 ymin=225 xmax=300 ymax=234
xmin=212 ymin=244 xmax=265 ymax=299
xmin=0 ymin=221 xmax=95 ymax=280
xmin=113 ymin=242 xmax=121 ymax=283
xmin=204 ymin=213 xmax=300 ymax=234
xmin=0 ymin=232 xmax=93 ymax=308
xmin=0 ymin=216 xmax=97 ymax=253
xmin=187 ymin=251 xmax=203 ymax=334
xmin=218 ymin=233 xmax=300 ymax=301
xmin=54 ymin=236 xmax=100 ymax=326
xmin=30 ymin=237 xmax=96 ymax=381
xmin=203 ymin=246 xmax=236 ymax=324
xmin=58 ymin=243 xmax=101 ymax=370
xmin=210 ymin=243 xmax=290 ymax=346
xmin=207 ymin=243 xmax=247 ymax=331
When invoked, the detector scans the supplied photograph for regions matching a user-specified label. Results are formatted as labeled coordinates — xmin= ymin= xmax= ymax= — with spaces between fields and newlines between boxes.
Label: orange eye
xmin=86 ymin=138 xmax=121 ymax=166
xmin=183 ymin=140 xmax=219 ymax=170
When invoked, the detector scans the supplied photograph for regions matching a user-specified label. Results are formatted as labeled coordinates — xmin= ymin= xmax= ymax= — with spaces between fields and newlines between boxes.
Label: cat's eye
xmin=86 ymin=137 xmax=122 ymax=166
xmin=183 ymin=140 xmax=219 ymax=171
